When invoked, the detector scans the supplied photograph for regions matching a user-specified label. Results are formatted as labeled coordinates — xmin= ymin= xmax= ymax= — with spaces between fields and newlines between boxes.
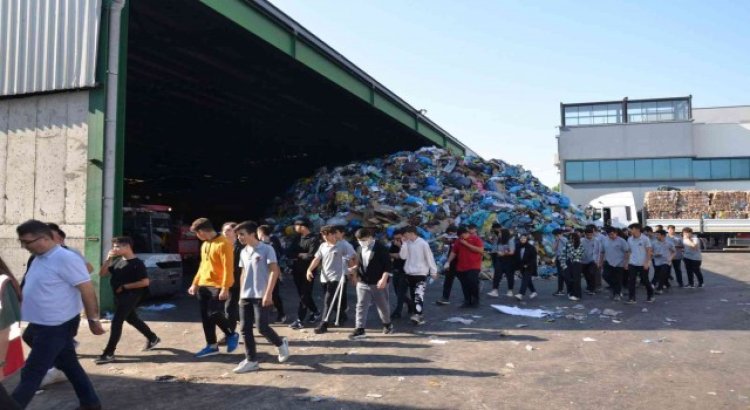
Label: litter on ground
xmin=444 ymin=317 xmax=474 ymax=325
xmin=492 ymin=305 xmax=551 ymax=318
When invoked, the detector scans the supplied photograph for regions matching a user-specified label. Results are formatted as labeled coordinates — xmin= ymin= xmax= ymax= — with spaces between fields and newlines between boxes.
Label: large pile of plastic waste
xmin=269 ymin=147 xmax=587 ymax=267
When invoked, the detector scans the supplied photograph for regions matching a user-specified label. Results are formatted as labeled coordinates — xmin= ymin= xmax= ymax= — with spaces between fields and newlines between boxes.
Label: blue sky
xmin=269 ymin=0 xmax=750 ymax=187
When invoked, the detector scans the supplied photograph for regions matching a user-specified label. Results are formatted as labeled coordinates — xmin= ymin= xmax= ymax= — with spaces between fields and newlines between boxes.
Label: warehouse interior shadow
xmin=123 ymin=0 xmax=429 ymax=225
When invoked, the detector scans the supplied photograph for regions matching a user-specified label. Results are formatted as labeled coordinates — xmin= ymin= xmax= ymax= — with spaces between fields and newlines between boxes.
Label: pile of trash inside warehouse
xmin=269 ymin=147 xmax=588 ymax=276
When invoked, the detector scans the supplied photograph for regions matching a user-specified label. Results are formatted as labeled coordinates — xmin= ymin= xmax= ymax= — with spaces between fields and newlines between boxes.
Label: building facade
xmin=557 ymin=95 xmax=750 ymax=208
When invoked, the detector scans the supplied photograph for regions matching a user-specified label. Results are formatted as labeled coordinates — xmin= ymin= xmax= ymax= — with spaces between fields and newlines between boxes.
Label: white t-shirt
xmin=238 ymin=243 xmax=277 ymax=299
xmin=22 ymin=246 xmax=90 ymax=326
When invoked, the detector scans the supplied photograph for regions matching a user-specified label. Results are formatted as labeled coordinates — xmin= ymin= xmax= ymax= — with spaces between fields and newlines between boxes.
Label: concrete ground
xmin=6 ymin=253 xmax=750 ymax=410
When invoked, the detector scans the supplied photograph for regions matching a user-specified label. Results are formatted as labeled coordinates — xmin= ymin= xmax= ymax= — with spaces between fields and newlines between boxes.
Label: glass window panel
xmin=577 ymin=105 xmax=593 ymax=117
xmin=566 ymin=117 xmax=579 ymax=126
xmin=670 ymin=158 xmax=692 ymax=179
xmin=582 ymin=161 xmax=600 ymax=181
xmin=616 ymin=160 xmax=635 ymax=180
xmin=731 ymin=158 xmax=750 ymax=179
xmin=566 ymin=162 xmax=583 ymax=182
xmin=600 ymin=160 xmax=618 ymax=180
xmin=629 ymin=114 xmax=644 ymax=123
xmin=592 ymin=104 xmax=609 ymax=116
xmin=711 ymin=159 xmax=731 ymax=179
xmin=564 ymin=107 xmax=578 ymax=118
xmin=628 ymin=102 xmax=643 ymax=115
xmin=653 ymin=159 xmax=670 ymax=179
xmin=657 ymin=101 xmax=674 ymax=113
xmin=693 ymin=160 xmax=711 ymax=180
xmin=634 ymin=159 xmax=653 ymax=180
xmin=658 ymin=112 xmax=675 ymax=121
xmin=578 ymin=116 xmax=593 ymax=125
xmin=675 ymin=100 xmax=689 ymax=120
xmin=593 ymin=116 xmax=606 ymax=125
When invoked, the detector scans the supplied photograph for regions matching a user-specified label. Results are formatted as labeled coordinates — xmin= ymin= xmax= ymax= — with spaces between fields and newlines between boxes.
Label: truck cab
xmin=588 ymin=192 xmax=639 ymax=228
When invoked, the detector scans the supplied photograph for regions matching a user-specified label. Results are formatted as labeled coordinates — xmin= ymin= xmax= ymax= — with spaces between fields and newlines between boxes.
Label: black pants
xmin=684 ymin=258 xmax=704 ymax=286
xmin=198 ymin=286 xmax=233 ymax=345
xmin=672 ymin=258 xmax=684 ymax=286
xmin=603 ymin=262 xmax=624 ymax=297
xmin=226 ymin=283 xmax=241 ymax=333
xmin=272 ymin=279 xmax=285 ymax=317
xmin=103 ymin=291 xmax=156 ymax=356
xmin=0 ymin=384 xmax=20 ymax=410
xmin=518 ymin=268 xmax=536 ymax=295
xmin=568 ymin=262 xmax=583 ymax=298
xmin=240 ymin=298 xmax=283 ymax=362
xmin=320 ymin=280 xmax=345 ymax=324
xmin=442 ymin=268 xmax=457 ymax=300
xmin=583 ymin=262 xmax=597 ymax=292
xmin=292 ymin=270 xmax=318 ymax=321
xmin=406 ymin=275 xmax=427 ymax=315
xmin=627 ymin=265 xmax=654 ymax=301
xmin=555 ymin=259 xmax=567 ymax=293
xmin=456 ymin=269 xmax=480 ymax=306
xmin=392 ymin=272 xmax=411 ymax=315
xmin=493 ymin=256 xmax=515 ymax=291
xmin=655 ymin=264 xmax=671 ymax=290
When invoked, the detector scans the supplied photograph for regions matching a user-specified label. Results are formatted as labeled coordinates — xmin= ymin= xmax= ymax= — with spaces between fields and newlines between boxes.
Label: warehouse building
xmin=557 ymin=95 xmax=750 ymax=208
xmin=0 ymin=0 xmax=472 ymax=307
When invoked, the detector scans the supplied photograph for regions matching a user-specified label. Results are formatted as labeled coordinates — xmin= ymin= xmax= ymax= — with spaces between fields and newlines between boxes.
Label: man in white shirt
xmin=399 ymin=226 xmax=438 ymax=325
xmin=626 ymin=223 xmax=655 ymax=304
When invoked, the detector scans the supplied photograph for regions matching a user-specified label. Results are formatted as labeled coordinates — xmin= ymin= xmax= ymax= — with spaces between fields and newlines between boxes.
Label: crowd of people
xmin=0 ymin=215 xmax=707 ymax=409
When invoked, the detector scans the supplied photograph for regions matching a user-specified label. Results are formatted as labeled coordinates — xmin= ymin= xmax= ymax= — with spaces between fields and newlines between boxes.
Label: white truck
xmin=587 ymin=191 xmax=750 ymax=250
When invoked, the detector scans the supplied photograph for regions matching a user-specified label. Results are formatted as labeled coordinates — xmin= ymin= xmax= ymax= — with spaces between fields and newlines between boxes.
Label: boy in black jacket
xmin=514 ymin=234 xmax=539 ymax=300
xmin=350 ymin=228 xmax=394 ymax=340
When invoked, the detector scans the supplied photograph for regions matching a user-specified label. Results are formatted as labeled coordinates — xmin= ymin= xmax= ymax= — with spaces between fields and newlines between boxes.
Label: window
xmin=564 ymin=102 xmax=623 ymax=126
xmin=693 ymin=160 xmax=711 ymax=180
xmin=627 ymin=99 xmax=690 ymax=123
xmin=583 ymin=161 xmax=600 ymax=181
xmin=711 ymin=160 xmax=731 ymax=179
xmin=616 ymin=160 xmax=635 ymax=180
xmin=566 ymin=162 xmax=583 ymax=182
xmin=670 ymin=158 xmax=692 ymax=179
xmin=653 ymin=159 xmax=671 ymax=179
xmin=634 ymin=159 xmax=653 ymax=180
xmin=731 ymin=158 xmax=750 ymax=179
xmin=600 ymin=160 xmax=618 ymax=180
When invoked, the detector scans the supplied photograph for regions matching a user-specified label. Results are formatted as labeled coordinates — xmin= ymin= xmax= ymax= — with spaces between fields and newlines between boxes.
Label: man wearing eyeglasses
xmin=12 ymin=220 xmax=104 ymax=410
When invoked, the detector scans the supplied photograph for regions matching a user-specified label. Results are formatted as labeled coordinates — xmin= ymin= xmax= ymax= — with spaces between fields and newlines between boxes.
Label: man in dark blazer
xmin=514 ymin=233 xmax=538 ymax=300
xmin=349 ymin=228 xmax=394 ymax=340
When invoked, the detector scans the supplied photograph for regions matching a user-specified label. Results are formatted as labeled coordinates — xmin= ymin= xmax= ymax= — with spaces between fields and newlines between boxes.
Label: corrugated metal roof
xmin=0 ymin=0 xmax=102 ymax=97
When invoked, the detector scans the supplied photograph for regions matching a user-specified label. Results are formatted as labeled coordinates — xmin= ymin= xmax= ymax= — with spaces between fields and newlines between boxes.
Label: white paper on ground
xmin=491 ymin=305 xmax=552 ymax=318
xmin=444 ymin=317 xmax=474 ymax=325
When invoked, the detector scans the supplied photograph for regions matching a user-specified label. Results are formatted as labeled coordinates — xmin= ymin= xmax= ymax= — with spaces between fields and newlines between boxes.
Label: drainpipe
xmin=102 ymin=0 xmax=126 ymax=261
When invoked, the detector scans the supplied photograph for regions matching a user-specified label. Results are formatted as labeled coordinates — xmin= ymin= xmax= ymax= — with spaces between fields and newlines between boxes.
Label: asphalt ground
xmin=6 ymin=253 xmax=750 ymax=410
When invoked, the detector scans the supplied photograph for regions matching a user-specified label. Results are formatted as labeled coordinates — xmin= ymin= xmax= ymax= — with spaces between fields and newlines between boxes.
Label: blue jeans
xmin=12 ymin=316 xmax=100 ymax=409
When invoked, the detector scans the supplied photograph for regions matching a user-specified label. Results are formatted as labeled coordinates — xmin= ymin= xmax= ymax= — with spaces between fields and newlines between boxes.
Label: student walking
xmin=221 ymin=222 xmax=242 ymax=339
xmin=95 ymin=237 xmax=159 ymax=364
xmin=626 ymin=224 xmax=655 ymax=304
xmin=306 ymin=225 xmax=357 ymax=334
xmin=682 ymin=227 xmax=704 ymax=288
xmin=552 ymin=229 xmax=569 ymax=296
xmin=188 ymin=218 xmax=239 ymax=358
xmin=600 ymin=227 xmax=630 ymax=301
xmin=445 ymin=227 xmax=484 ymax=307
xmin=12 ymin=220 xmax=104 ymax=410
xmin=349 ymin=228 xmax=394 ymax=340
xmin=287 ymin=218 xmax=321 ymax=330
xmin=514 ymin=234 xmax=538 ymax=300
xmin=652 ymin=230 xmax=676 ymax=294
xmin=563 ymin=233 xmax=586 ymax=301
xmin=581 ymin=227 xmax=600 ymax=295
xmin=399 ymin=226 xmax=438 ymax=325
xmin=389 ymin=230 xmax=411 ymax=319
xmin=436 ymin=225 xmax=459 ymax=306
xmin=232 ymin=222 xmax=289 ymax=373
xmin=667 ymin=225 xmax=685 ymax=287
xmin=487 ymin=229 xmax=515 ymax=298
xmin=257 ymin=225 xmax=286 ymax=323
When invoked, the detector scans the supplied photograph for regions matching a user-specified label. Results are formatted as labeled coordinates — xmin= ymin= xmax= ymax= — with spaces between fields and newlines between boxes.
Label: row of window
xmin=562 ymin=98 xmax=690 ymax=126
xmin=565 ymin=157 xmax=750 ymax=183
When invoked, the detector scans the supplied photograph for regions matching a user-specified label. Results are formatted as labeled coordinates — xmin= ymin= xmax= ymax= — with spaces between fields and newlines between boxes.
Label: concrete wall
xmin=693 ymin=123 xmax=750 ymax=158
xmin=0 ymin=91 xmax=89 ymax=279
xmin=558 ymin=121 xmax=694 ymax=161
xmin=693 ymin=106 xmax=750 ymax=124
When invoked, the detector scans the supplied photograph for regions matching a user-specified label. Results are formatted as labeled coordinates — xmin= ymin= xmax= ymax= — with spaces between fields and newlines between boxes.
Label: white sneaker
xmin=487 ymin=289 xmax=500 ymax=297
xmin=506 ymin=290 xmax=514 ymax=297
xmin=514 ymin=294 xmax=523 ymax=301
xmin=40 ymin=368 xmax=67 ymax=387
xmin=277 ymin=337 xmax=290 ymax=363
xmin=233 ymin=359 xmax=260 ymax=374
xmin=529 ymin=292 xmax=538 ymax=299
xmin=569 ymin=296 xmax=580 ymax=301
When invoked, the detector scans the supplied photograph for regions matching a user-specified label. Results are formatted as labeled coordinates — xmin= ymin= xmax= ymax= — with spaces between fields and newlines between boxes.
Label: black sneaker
xmin=143 ymin=336 xmax=161 ymax=351
xmin=382 ymin=323 xmax=394 ymax=334
xmin=307 ymin=313 xmax=319 ymax=323
xmin=276 ymin=314 xmax=288 ymax=324
xmin=288 ymin=320 xmax=304 ymax=330
xmin=314 ymin=323 xmax=329 ymax=334
xmin=94 ymin=354 xmax=115 ymax=365
xmin=553 ymin=291 xmax=566 ymax=297
xmin=625 ymin=300 xmax=637 ymax=305
xmin=435 ymin=298 xmax=450 ymax=306
xmin=348 ymin=328 xmax=366 ymax=340
xmin=697 ymin=283 xmax=704 ymax=288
